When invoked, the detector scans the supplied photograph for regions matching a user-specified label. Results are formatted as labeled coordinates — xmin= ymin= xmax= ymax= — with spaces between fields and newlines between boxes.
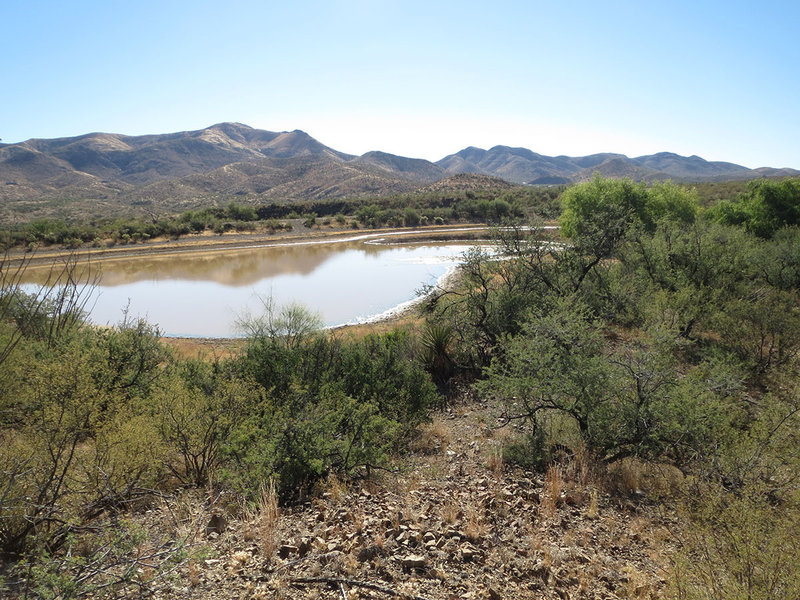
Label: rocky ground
xmin=134 ymin=395 xmax=675 ymax=600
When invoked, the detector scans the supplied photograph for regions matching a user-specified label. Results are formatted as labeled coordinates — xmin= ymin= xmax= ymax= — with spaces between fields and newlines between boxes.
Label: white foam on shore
xmin=328 ymin=263 xmax=460 ymax=328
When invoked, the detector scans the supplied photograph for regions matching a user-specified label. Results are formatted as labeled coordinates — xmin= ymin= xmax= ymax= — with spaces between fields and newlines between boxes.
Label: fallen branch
xmin=291 ymin=577 xmax=431 ymax=600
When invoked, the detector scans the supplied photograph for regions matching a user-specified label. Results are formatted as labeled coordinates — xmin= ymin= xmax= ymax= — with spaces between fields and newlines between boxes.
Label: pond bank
xmin=7 ymin=222 xmax=499 ymax=267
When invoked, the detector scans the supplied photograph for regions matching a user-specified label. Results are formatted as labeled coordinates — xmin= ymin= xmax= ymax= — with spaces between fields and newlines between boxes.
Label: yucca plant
xmin=421 ymin=321 xmax=455 ymax=390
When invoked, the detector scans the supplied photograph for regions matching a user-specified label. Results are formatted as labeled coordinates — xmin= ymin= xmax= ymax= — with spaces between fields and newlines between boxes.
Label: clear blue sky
xmin=3 ymin=0 xmax=799 ymax=168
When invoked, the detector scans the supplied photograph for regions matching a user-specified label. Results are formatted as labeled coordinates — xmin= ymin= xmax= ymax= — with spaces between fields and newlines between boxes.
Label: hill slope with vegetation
xmin=2 ymin=124 xmax=797 ymax=223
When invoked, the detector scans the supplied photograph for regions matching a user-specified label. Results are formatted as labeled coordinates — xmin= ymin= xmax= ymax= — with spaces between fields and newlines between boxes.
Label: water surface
xmin=29 ymin=237 xmax=477 ymax=337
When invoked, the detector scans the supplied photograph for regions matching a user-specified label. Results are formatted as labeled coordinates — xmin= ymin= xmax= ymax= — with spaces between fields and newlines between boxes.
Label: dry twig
xmin=291 ymin=576 xmax=432 ymax=600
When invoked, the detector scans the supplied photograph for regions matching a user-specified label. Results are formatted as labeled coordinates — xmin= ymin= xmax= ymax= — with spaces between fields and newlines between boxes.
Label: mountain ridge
xmin=2 ymin=123 xmax=797 ymax=210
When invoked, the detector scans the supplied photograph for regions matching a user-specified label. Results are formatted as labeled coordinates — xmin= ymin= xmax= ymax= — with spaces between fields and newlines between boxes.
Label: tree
xmin=617 ymin=219 xmax=756 ymax=338
xmin=235 ymin=295 xmax=322 ymax=349
xmin=479 ymin=298 xmax=736 ymax=467
xmin=156 ymin=367 xmax=257 ymax=486
xmin=478 ymin=299 xmax=611 ymax=441
xmin=560 ymin=175 xmax=650 ymax=255
xmin=226 ymin=201 xmax=257 ymax=222
xmin=712 ymin=177 xmax=800 ymax=238
xmin=560 ymin=175 xmax=698 ymax=252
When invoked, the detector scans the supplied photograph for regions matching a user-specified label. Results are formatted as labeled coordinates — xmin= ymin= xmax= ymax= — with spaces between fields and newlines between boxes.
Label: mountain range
xmin=1 ymin=122 xmax=797 ymax=211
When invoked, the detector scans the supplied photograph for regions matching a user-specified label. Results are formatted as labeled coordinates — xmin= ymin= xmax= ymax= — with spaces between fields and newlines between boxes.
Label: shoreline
xmin=6 ymin=223 xmax=497 ymax=268
xmin=7 ymin=221 xmax=560 ymax=268
xmin=161 ymin=260 xmax=463 ymax=357
xmin=10 ymin=222 xmax=557 ymax=356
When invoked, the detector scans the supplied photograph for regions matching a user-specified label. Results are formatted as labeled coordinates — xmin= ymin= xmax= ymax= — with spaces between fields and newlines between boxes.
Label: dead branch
xmin=290 ymin=576 xmax=432 ymax=600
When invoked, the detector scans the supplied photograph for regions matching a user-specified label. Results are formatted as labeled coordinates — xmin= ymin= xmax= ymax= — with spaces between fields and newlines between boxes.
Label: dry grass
xmin=606 ymin=457 xmax=684 ymax=499
xmin=486 ymin=443 xmax=504 ymax=477
xmin=540 ymin=465 xmax=564 ymax=517
xmin=243 ymin=480 xmax=280 ymax=558
xmin=463 ymin=504 xmax=488 ymax=541
xmin=607 ymin=458 xmax=645 ymax=496
xmin=161 ymin=490 xmax=207 ymax=539
xmin=332 ymin=314 xmax=424 ymax=341
xmin=228 ymin=550 xmax=251 ymax=575
xmin=161 ymin=337 xmax=245 ymax=361
xmin=566 ymin=443 xmax=592 ymax=486
xmin=587 ymin=489 xmax=600 ymax=520
xmin=187 ymin=560 xmax=201 ymax=587
xmin=348 ymin=506 xmax=366 ymax=535
xmin=624 ymin=565 xmax=656 ymax=599
xmin=440 ymin=496 xmax=462 ymax=525
xmin=411 ymin=419 xmax=451 ymax=455
xmin=315 ymin=472 xmax=348 ymax=502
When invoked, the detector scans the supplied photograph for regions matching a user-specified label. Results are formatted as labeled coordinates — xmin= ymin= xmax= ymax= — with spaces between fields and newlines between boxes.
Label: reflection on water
xmin=22 ymin=240 xmax=477 ymax=337
xmin=94 ymin=240 xmax=411 ymax=287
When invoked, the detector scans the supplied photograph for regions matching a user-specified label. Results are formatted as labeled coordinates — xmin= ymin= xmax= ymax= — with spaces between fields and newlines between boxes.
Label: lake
xmin=23 ymin=231 xmax=484 ymax=337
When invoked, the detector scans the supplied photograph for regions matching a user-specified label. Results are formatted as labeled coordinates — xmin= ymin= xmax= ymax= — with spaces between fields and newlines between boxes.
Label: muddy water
xmin=24 ymin=238 xmax=479 ymax=337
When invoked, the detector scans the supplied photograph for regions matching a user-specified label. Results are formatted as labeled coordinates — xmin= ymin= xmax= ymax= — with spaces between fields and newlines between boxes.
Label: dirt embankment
xmin=5 ymin=223 xmax=496 ymax=268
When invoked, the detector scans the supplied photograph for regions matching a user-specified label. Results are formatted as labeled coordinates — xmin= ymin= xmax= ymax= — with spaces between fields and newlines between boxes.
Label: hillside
xmin=2 ymin=123 xmax=798 ymax=221
xmin=436 ymin=146 xmax=798 ymax=185
xmin=124 ymin=154 xmax=425 ymax=209
xmin=12 ymin=123 xmax=351 ymax=185
xmin=352 ymin=151 xmax=446 ymax=184
xmin=417 ymin=173 xmax=515 ymax=193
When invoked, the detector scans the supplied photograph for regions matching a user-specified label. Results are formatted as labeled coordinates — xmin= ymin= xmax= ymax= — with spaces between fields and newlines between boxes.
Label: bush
xmin=403 ymin=207 xmax=420 ymax=227
xmin=712 ymin=177 xmax=800 ymax=238
xmin=222 ymin=384 xmax=400 ymax=500
xmin=502 ymin=427 xmax=552 ymax=472
xmin=480 ymin=299 xmax=738 ymax=466
xmin=672 ymin=485 xmax=800 ymax=600
xmin=156 ymin=365 xmax=259 ymax=486
xmin=232 ymin=321 xmax=437 ymax=499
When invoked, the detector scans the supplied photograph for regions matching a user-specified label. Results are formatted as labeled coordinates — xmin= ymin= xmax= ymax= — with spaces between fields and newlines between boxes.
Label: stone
xmin=298 ymin=538 xmax=312 ymax=556
xmin=400 ymin=554 xmax=427 ymax=569
xmin=205 ymin=513 xmax=227 ymax=536
xmin=357 ymin=545 xmax=385 ymax=562
xmin=460 ymin=544 xmax=479 ymax=562
xmin=312 ymin=536 xmax=327 ymax=550
xmin=277 ymin=544 xmax=298 ymax=559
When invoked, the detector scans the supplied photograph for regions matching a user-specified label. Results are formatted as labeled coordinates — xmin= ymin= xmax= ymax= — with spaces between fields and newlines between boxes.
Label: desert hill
xmin=434 ymin=145 xmax=795 ymax=185
xmin=125 ymin=154 xmax=425 ymax=207
xmin=1 ymin=123 xmax=797 ymax=217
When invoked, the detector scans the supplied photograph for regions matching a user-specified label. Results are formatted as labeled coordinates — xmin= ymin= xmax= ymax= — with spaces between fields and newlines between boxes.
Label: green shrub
xmin=711 ymin=177 xmax=800 ymax=238
xmin=155 ymin=367 xmax=259 ymax=486
xmin=232 ymin=321 xmax=437 ymax=499
xmin=222 ymin=384 xmax=400 ymax=500
xmin=672 ymin=485 xmax=800 ymax=600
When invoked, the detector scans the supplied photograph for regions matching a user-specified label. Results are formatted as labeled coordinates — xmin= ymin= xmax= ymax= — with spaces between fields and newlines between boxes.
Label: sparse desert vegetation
xmin=1 ymin=175 xmax=800 ymax=598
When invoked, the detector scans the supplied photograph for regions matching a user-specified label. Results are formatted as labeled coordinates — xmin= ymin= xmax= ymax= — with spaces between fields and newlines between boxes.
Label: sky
xmin=2 ymin=0 xmax=799 ymax=169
